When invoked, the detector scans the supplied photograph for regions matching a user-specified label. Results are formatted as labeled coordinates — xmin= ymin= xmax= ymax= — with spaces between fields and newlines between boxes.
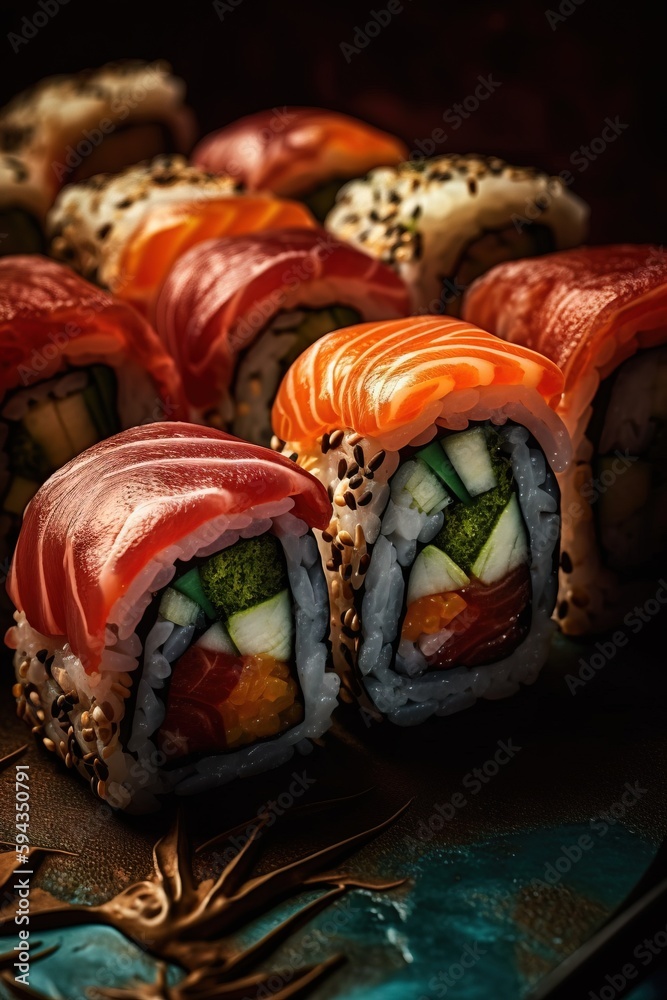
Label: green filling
xmin=416 ymin=441 xmax=471 ymax=504
xmin=302 ymin=179 xmax=345 ymax=221
xmin=88 ymin=365 xmax=120 ymax=436
xmin=432 ymin=429 xmax=514 ymax=572
xmin=282 ymin=306 xmax=361 ymax=368
xmin=200 ymin=534 xmax=288 ymax=619
xmin=7 ymin=424 xmax=52 ymax=481
xmin=172 ymin=567 xmax=217 ymax=620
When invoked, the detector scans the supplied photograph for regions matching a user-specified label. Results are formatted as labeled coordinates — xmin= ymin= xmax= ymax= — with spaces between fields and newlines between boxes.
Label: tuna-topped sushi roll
xmin=155 ymin=227 xmax=411 ymax=446
xmin=463 ymin=245 xmax=667 ymax=634
xmin=326 ymin=155 xmax=589 ymax=315
xmin=0 ymin=255 xmax=184 ymax=585
xmin=47 ymin=156 xmax=316 ymax=318
xmin=193 ymin=106 xmax=408 ymax=221
xmin=6 ymin=423 xmax=337 ymax=811
xmin=273 ymin=317 xmax=570 ymax=725
xmin=0 ymin=60 xmax=195 ymax=256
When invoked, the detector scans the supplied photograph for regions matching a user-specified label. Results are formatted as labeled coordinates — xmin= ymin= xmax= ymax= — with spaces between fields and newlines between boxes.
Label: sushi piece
xmin=325 ymin=154 xmax=589 ymax=315
xmin=155 ymin=227 xmax=411 ymax=446
xmin=6 ymin=423 xmax=338 ymax=812
xmin=0 ymin=255 xmax=185 ymax=592
xmin=463 ymin=244 xmax=667 ymax=634
xmin=0 ymin=60 xmax=195 ymax=255
xmin=47 ymin=155 xmax=317 ymax=317
xmin=193 ymin=106 xmax=408 ymax=220
xmin=0 ymin=151 xmax=53 ymax=256
xmin=272 ymin=317 xmax=570 ymax=725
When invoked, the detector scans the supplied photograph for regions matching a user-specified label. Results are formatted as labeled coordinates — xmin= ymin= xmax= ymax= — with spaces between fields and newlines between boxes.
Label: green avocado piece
xmin=417 ymin=441 xmax=471 ymax=504
xmin=302 ymin=179 xmax=344 ymax=221
xmin=7 ymin=423 xmax=52 ymax=481
xmin=173 ymin=567 xmax=217 ymax=620
xmin=432 ymin=429 xmax=515 ymax=572
xmin=89 ymin=365 xmax=120 ymax=435
xmin=200 ymin=533 xmax=288 ymax=619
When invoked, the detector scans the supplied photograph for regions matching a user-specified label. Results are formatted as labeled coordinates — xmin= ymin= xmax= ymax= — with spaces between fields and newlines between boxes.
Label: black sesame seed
xmin=367 ymin=450 xmax=386 ymax=471
xmin=358 ymin=492 xmax=373 ymax=506
xmin=337 ymin=458 xmax=347 ymax=480
xmin=35 ymin=649 xmax=48 ymax=663
xmin=561 ymin=551 xmax=573 ymax=574
xmin=321 ymin=432 xmax=331 ymax=454
xmin=348 ymin=475 xmax=363 ymax=490
xmin=344 ymin=492 xmax=357 ymax=510
xmin=353 ymin=444 xmax=364 ymax=467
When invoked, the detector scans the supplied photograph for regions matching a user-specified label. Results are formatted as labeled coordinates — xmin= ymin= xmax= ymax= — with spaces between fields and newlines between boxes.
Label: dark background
xmin=1 ymin=0 xmax=665 ymax=243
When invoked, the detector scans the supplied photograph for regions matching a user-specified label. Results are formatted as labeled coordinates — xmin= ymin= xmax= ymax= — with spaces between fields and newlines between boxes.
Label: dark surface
xmin=0 ymin=612 xmax=667 ymax=1000
xmin=1 ymin=0 xmax=665 ymax=245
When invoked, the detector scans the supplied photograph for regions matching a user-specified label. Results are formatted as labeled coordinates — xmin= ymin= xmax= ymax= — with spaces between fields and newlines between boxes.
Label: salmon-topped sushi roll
xmin=273 ymin=317 xmax=570 ymax=725
xmin=464 ymin=244 xmax=667 ymax=634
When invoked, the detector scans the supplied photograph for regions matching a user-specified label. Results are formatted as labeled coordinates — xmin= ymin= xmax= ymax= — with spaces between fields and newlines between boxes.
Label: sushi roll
xmin=0 ymin=255 xmax=185 ymax=588
xmin=0 ymin=151 xmax=53 ymax=256
xmin=155 ymin=227 xmax=411 ymax=446
xmin=192 ymin=106 xmax=408 ymax=221
xmin=6 ymin=423 xmax=338 ymax=812
xmin=47 ymin=156 xmax=317 ymax=318
xmin=272 ymin=317 xmax=570 ymax=725
xmin=325 ymin=154 xmax=589 ymax=315
xmin=0 ymin=60 xmax=195 ymax=255
xmin=463 ymin=244 xmax=667 ymax=634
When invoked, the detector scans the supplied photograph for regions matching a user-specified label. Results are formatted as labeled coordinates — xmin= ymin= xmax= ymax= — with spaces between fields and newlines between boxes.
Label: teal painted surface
xmin=1 ymin=821 xmax=653 ymax=1000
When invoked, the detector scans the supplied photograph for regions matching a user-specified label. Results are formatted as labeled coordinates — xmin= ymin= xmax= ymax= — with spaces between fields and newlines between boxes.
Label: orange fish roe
xmin=223 ymin=655 xmax=303 ymax=748
xmin=401 ymin=593 xmax=467 ymax=642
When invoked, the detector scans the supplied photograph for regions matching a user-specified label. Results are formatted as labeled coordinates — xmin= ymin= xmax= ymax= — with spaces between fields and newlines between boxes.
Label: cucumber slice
xmin=417 ymin=441 xmax=471 ymax=504
xmin=22 ymin=401 xmax=73 ymax=468
xmin=56 ymin=394 xmax=99 ymax=453
xmin=295 ymin=309 xmax=338 ymax=343
xmin=2 ymin=476 xmax=40 ymax=515
xmin=196 ymin=621 xmax=238 ymax=655
xmin=83 ymin=384 xmax=113 ymax=437
xmin=159 ymin=587 xmax=202 ymax=627
xmin=442 ymin=427 xmax=497 ymax=497
xmin=471 ymin=495 xmax=528 ymax=585
xmin=227 ymin=589 xmax=293 ymax=661
xmin=173 ymin=567 xmax=217 ymax=620
xmin=407 ymin=545 xmax=470 ymax=605
xmin=331 ymin=305 xmax=362 ymax=328
xmin=403 ymin=459 xmax=451 ymax=514
xmin=90 ymin=365 xmax=120 ymax=435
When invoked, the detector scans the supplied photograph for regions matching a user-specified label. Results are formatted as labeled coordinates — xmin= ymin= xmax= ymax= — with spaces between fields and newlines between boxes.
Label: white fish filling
xmin=359 ymin=424 xmax=559 ymax=724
